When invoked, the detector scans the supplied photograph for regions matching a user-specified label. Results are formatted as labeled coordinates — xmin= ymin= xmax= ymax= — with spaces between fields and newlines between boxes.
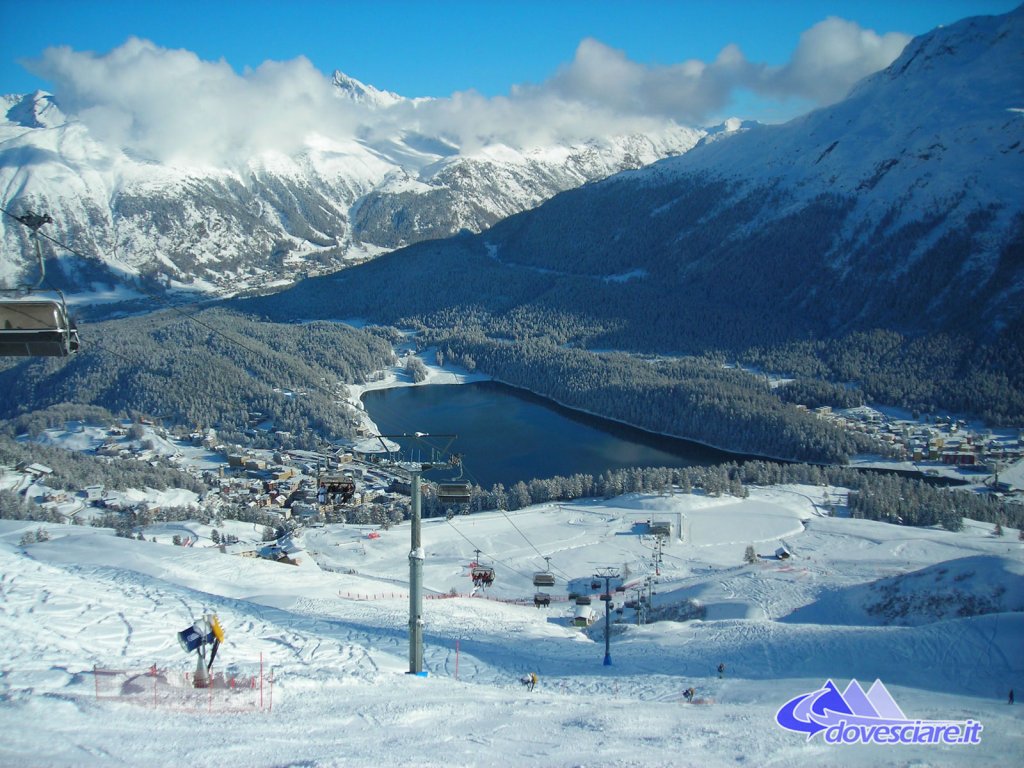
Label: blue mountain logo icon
xmin=775 ymin=679 xmax=981 ymax=746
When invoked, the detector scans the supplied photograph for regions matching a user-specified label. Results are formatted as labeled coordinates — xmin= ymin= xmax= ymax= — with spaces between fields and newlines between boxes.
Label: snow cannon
xmin=177 ymin=614 xmax=225 ymax=688
xmin=178 ymin=623 xmax=214 ymax=654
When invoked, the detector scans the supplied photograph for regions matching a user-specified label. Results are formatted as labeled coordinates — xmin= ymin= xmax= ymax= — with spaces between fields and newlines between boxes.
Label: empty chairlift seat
xmin=0 ymin=299 xmax=80 ymax=357
xmin=436 ymin=481 xmax=472 ymax=504
xmin=533 ymin=571 xmax=556 ymax=588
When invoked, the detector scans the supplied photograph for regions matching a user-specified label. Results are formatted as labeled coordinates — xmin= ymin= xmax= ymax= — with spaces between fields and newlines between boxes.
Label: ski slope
xmin=1 ymin=487 xmax=1021 ymax=767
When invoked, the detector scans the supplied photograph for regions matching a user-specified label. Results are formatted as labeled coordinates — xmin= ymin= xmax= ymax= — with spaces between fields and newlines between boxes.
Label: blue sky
xmin=2 ymin=0 xmax=1017 ymax=103
xmin=1 ymin=0 xmax=1018 ymax=165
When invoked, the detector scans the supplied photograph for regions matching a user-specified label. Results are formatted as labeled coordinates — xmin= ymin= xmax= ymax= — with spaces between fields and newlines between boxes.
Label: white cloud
xmin=763 ymin=17 xmax=912 ymax=104
xmin=29 ymin=38 xmax=365 ymax=166
xmin=25 ymin=20 xmax=910 ymax=166
xmin=541 ymin=38 xmax=759 ymax=125
xmin=537 ymin=19 xmax=910 ymax=123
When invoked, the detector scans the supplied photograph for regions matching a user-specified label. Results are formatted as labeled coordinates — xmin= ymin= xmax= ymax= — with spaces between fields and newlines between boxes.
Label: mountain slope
xmin=1 ymin=494 xmax=1021 ymax=766
xmin=487 ymin=5 xmax=1024 ymax=343
xmin=0 ymin=78 xmax=702 ymax=298
xmin=248 ymin=7 xmax=1023 ymax=352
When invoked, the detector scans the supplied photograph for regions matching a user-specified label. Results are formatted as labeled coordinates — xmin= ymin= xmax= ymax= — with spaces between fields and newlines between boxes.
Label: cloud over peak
xmin=24 ymin=19 xmax=910 ymax=167
xmin=543 ymin=18 xmax=910 ymax=123
xmin=30 ymin=37 xmax=366 ymax=165
xmin=769 ymin=17 xmax=912 ymax=103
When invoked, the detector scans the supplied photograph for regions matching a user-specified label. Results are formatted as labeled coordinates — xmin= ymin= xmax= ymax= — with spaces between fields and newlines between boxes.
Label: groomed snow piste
xmin=1 ymin=486 xmax=1021 ymax=767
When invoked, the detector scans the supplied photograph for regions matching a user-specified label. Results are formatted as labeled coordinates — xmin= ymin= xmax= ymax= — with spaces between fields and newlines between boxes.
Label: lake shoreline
xmin=348 ymin=347 xmax=979 ymax=489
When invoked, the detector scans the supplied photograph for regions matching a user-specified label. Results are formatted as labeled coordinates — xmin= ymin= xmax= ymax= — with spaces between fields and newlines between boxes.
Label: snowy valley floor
xmin=1 ymin=488 xmax=1022 ymax=767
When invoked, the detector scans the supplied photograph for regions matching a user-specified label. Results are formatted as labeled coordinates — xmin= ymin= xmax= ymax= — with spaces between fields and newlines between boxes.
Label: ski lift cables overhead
xmin=497 ymin=508 xmax=572 ymax=583
xmin=0 ymin=206 xmax=491 ymax=500
xmin=433 ymin=457 xmax=568 ymax=582
xmin=0 ymin=202 xmax=374 ymax=423
xmin=0 ymin=208 xmax=79 ymax=357
xmin=0 ymin=202 xmax=278 ymax=364
xmin=440 ymin=455 xmax=571 ymax=585
xmin=442 ymin=516 xmax=535 ymax=583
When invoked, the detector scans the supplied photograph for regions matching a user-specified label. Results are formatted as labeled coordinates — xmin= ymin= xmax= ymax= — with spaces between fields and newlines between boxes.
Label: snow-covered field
xmin=1 ymin=486 xmax=1021 ymax=767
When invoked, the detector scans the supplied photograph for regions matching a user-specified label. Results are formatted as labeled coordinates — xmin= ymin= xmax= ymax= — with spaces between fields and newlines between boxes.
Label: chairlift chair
xmin=533 ymin=571 xmax=556 ymax=588
xmin=471 ymin=563 xmax=495 ymax=587
xmin=0 ymin=298 xmax=80 ymax=357
xmin=320 ymin=473 xmax=356 ymax=504
xmin=0 ymin=210 xmax=80 ymax=358
xmin=436 ymin=480 xmax=472 ymax=504
xmin=533 ymin=556 xmax=555 ymax=587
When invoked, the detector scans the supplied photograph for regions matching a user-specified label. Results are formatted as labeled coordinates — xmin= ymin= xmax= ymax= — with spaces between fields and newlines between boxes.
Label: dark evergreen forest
xmin=417 ymin=460 xmax=1018 ymax=532
xmin=0 ymin=308 xmax=395 ymax=448
xmin=237 ymin=171 xmax=1024 ymax=436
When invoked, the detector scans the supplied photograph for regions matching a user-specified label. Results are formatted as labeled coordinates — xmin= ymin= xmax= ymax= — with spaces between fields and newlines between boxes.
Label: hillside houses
xmin=814 ymin=407 xmax=1023 ymax=473
xmin=4 ymin=418 xmax=403 ymax=531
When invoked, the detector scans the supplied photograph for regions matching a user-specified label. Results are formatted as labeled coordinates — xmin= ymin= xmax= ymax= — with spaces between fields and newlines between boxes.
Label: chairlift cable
xmin=495 ymin=508 xmax=572 ymax=582
xmin=499 ymin=508 xmax=545 ymax=558
xmin=1 ymin=202 xmax=383 ymax=438
xmin=1 ymin=204 xmax=449 ymax=468
xmin=1 ymin=202 xmax=301 ymax=366
xmin=1 ymin=199 xmax=339 ymax=370
xmin=442 ymin=518 xmax=534 ymax=582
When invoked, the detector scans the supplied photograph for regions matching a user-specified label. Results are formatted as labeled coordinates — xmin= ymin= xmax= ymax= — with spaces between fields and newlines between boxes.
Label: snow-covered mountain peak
xmin=875 ymin=4 xmax=1022 ymax=88
xmin=658 ymin=4 xmax=1023 ymax=210
xmin=331 ymin=70 xmax=404 ymax=108
xmin=0 ymin=78 xmax=702 ymax=299
xmin=845 ymin=3 xmax=1024 ymax=112
xmin=2 ymin=90 xmax=66 ymax=130
xmin=436 ymin=5 xmax=1023 ymax=346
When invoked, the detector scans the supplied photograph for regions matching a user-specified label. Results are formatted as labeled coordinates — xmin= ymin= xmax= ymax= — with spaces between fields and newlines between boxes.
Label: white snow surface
xmin=644 ymin=7 xmax=1024 ymax=271
xmin=1 ymin=486 xmax=1021 ymax=767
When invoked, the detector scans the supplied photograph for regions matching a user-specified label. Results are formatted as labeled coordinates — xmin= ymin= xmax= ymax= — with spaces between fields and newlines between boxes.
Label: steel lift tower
xmin=376 ymin=433 xmax=463 ymax=676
